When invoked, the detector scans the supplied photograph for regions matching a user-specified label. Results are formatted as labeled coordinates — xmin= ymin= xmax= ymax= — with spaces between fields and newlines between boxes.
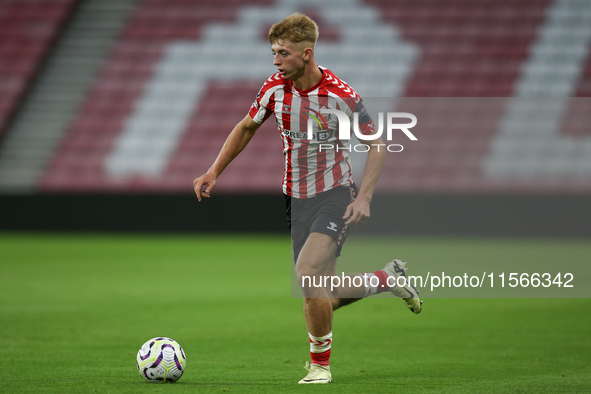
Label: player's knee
xmin=295 ymin=255 xmax=324 ymax=278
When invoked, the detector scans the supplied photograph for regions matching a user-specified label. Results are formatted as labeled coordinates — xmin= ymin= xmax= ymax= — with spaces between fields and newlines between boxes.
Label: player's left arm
xmin=343 ymin=129 xmax=386 ymax=226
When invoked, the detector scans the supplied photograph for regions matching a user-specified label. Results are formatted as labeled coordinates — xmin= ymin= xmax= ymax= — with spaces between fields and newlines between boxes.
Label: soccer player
xmin=193 ymin=13 xmax=422 ymax=384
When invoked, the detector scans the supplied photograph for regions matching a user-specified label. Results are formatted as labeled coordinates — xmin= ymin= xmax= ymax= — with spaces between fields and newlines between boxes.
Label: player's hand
xmin=193 ymin=172 xmax=217 ymax=202
xmin=343 ymin=197 xmax=370 ymax=226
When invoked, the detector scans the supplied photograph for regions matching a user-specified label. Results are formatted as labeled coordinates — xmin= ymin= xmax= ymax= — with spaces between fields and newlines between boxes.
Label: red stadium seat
xmin=0 ymin=0 xmax=76 ymax=137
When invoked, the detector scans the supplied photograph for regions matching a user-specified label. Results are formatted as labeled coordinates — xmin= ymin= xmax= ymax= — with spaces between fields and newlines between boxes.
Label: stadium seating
xmin=0 ymin=0 xmax=75 ymax=134
xmin=40 ymin=0 xmax=591 ymax=193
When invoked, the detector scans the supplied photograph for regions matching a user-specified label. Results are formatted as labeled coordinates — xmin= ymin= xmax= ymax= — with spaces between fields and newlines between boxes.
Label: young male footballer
xmin=193 ymin=13 xmax=422 ymax=384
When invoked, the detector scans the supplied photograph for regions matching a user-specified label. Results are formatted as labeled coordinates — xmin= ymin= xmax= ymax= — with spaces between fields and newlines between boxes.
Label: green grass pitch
xmin=1 ymin=233 xmax=590 ymax=393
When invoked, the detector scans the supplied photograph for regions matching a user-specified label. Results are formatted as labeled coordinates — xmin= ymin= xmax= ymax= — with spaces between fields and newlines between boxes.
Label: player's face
xmin=271 ymin=42 xmax=306 ymax=80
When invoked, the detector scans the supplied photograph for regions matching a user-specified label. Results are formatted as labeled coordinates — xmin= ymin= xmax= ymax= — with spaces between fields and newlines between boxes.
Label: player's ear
xmin=303 ymin=47 xmax=313 ymax=62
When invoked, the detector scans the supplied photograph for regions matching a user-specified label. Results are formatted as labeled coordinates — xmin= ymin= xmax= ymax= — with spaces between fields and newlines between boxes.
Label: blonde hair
xmin=268 ymin=12 xmax=319 ymax=48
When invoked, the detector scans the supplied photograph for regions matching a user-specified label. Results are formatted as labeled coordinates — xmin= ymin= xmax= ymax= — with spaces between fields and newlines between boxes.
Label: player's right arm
xmin=193 ymin=114 xmax=261 ymax=201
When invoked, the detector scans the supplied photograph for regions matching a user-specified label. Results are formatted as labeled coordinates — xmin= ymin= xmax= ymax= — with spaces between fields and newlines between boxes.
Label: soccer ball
xmin=136 ymin=337 xmax=186 ymax=383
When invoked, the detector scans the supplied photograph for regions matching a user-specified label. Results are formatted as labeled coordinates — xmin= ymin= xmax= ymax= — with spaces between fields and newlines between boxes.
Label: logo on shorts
xmin=327 ymin=222 xmax=338 ymax=232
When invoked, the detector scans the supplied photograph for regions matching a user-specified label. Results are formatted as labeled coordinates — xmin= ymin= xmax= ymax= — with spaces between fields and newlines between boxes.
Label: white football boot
xmin=383 ymin=259 xmax=422 ymax=314
xmin=298 ymin=362 xmax=332 ymax=384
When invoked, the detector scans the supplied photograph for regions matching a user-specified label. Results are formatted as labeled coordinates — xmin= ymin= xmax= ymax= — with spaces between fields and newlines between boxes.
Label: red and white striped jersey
xmin=248 ymin=67 xmax=375 ymax=199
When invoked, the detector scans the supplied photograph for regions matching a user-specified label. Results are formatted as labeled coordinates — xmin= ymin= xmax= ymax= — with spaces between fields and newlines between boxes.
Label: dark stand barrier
xmin=0 ymin=193 xmax=589 ymax=237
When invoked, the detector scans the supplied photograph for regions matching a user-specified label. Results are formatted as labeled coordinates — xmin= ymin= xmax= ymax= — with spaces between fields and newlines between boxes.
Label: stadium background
xmin=0 ymin=0 xmax=589 ymax=235
xmin=1 ymin=1 xmax=590 ymax=392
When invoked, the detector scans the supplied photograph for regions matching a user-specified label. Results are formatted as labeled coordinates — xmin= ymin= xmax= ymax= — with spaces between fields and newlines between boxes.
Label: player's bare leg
xmin=295 ymin=233 xmax=422 ymax=383
xmin=295 ymin=232 xmax=337 ymax=383
xmin=296 ymin=232 xmax=336 ymax=336
xmin=297 ymin=234 xmax=423 ymax=324
xmin=327 ymin=258 xmax=422 ymax=313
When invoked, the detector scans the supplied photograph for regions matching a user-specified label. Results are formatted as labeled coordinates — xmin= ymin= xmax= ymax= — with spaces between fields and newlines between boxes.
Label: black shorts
xmin=285 ymin=184 xmax=358 ymax=263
